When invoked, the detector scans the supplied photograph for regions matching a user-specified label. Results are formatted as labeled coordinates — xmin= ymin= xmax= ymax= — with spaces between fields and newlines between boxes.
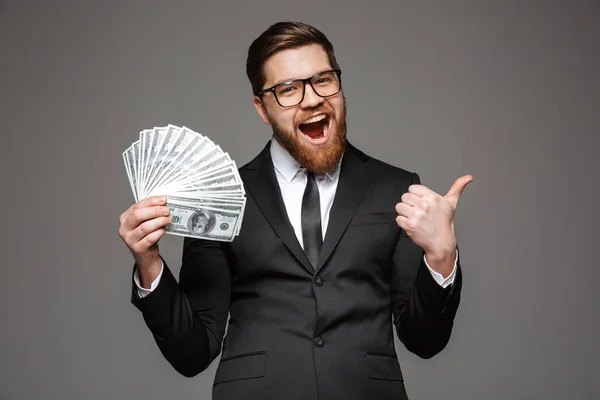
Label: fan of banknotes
xmin=122 ymin=124 xmax=246 ymax=242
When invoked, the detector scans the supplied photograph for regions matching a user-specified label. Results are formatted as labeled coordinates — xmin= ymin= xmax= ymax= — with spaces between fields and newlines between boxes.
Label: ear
xmin=253 ymin=96 xmax=271 ymax=125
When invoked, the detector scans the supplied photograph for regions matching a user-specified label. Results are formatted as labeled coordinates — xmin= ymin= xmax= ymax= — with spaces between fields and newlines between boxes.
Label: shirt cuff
xmin=423 ymin=248 xmax=458 ymax=288
xmin=134 ymin=260 xmax=164 ymax=298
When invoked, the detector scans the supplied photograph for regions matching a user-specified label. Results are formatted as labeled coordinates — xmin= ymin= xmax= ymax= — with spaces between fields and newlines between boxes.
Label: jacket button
xmin=314 ymin=277 xmax=323 ymax=286
xmin=314 ymin=337 xmax=324 ymax=347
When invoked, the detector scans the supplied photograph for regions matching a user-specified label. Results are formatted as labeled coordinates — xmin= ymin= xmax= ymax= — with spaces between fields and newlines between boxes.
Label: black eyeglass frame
xmin=256 ymin=69 xmax=342 ymax=107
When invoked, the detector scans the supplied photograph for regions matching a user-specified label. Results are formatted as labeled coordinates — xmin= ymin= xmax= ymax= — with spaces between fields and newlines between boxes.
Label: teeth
xmin=301 ymin=114 xmax=326 ymax=124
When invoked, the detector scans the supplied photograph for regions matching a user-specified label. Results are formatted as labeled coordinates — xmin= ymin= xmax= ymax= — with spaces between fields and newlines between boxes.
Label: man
xmin=119 ymin=21 xmax=472 ymax=400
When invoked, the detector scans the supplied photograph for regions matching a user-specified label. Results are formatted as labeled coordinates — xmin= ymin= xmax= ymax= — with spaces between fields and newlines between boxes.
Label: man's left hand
xmin=395 ymin=175 xmax=473 ymax=277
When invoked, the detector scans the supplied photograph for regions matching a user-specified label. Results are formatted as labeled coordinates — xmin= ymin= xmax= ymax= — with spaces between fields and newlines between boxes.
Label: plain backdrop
xmin=1 ymin=1 xmax=599 ymax=399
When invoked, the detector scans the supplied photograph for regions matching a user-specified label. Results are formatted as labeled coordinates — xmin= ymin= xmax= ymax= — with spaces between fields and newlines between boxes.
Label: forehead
xmin=262 ymin=44 xmax=332 ymax=87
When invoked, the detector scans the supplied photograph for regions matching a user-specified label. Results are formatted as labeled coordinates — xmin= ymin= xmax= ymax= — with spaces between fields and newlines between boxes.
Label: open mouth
xmin=298 ymin=114 xmax=331 ymax=145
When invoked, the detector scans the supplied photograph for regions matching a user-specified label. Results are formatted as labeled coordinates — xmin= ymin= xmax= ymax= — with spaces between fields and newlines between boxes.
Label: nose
xmin=300 ymin=81 xmax=324 ymax=109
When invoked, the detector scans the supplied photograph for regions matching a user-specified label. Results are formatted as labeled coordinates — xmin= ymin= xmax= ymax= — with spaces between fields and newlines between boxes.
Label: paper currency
xmin=122 ymin=124 xmax=246 ymax=241
xmin=165 ymin=202 xmax=241 ymax=241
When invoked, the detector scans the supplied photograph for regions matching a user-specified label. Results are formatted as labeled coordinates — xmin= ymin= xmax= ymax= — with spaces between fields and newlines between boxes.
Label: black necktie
xmin=302 ymin=171 xmax=322 ymax=268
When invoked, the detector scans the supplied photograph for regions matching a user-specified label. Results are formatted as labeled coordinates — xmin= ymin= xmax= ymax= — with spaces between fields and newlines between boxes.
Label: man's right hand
xmin=119 ymin=195 xmax=172 ymax=288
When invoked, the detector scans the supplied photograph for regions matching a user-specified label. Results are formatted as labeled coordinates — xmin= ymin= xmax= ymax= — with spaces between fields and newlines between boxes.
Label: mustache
xmin=294 ymin=105 xmax=335 ymax=125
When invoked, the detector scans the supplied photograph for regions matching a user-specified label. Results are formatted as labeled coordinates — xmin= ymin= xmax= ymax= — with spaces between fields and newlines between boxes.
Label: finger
xmin=121 ymin=196 xmax=167 ymax=227
xmin=134 ymin=195 xmax=168 ymax=210
xmin=124 ymin=206 xmax=171 ymax=231
xmin=129 ymin=215 xmax=173 ymax=244
xmin=444 ymin=175 xmax=474 ymax=207
xmin=395 ymin=215 xmax=411 ymax=231
xmin=408 ymin=184 xmax=436 ymax=198
xmin=400 ymin=192 xmax=421 ymax=207
xmin=395 ymin=202 xmax=415 ymax=218
xmin=119 ymin=210 xmax=129 ymax=226
xmin=120 ymin=202 xmax=138 ymax=225
xmin=133 ymin=228 xmax=167 ymax=253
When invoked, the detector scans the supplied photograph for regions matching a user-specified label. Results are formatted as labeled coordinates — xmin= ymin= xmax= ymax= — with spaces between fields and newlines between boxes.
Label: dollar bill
xmin=140 ymin=128 xmax=153 ymax=192
xmin=143 ymin=126 xmax=168 ymax=195
xmin=165 ymin=202 xmax=241 ymax=241
xmin=167 ymin=195 xmax=246 ymax=236
xmin=132 ymin=140 xmax=142 ymax=200
xmin=122 ymin=147 xmax=136 ymax=201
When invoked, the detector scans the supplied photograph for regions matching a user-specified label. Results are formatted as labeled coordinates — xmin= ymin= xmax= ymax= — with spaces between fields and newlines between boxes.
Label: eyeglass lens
xmin=274 ymin=71 xmax=340 ymax=106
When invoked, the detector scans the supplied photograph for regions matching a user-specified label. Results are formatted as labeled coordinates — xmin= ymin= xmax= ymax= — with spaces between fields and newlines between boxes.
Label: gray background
xmin=1 ymin=0 xmax=599 ymax=399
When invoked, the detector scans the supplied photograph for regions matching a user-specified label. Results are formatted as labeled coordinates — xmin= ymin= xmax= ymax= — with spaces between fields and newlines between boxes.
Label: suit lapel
xmin=316 ymin=143 xmax=371 ymax=271
xmin=242 ymin=141 xmax=315 ymax=275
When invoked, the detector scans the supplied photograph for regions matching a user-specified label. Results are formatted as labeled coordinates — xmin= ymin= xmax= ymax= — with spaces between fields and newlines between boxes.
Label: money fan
xmin=122 ymin=124 xmax=246 ymax=241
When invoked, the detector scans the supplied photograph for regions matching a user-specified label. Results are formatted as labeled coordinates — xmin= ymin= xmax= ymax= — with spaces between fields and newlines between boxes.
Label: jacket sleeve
xmin=130 ymin=237 xmax=232 ymax=377
xmin=390 ymin=172 xmax=463 ymax=359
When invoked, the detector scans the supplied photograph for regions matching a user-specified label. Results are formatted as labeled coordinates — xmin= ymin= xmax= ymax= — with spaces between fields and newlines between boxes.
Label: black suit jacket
xmin=131 ymin=141 xmax=462 ymax=400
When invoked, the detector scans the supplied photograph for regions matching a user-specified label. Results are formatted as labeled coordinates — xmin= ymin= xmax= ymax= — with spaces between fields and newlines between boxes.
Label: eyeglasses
xmin=257 ymin=69 xmax=342 ymax=107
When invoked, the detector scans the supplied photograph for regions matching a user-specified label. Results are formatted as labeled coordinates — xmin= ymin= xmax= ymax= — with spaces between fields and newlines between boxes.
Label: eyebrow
xmin=270 ymin=69 xmax=332 ymax=87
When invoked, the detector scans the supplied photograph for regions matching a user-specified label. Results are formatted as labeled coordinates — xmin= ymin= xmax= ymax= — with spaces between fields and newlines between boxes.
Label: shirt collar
xmin=270 ymin=135 xmax=342 ymax=182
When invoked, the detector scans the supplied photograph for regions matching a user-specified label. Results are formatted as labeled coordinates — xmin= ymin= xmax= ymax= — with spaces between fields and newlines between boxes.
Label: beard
xmin=266 ymin=95 xmax=347 ymax=174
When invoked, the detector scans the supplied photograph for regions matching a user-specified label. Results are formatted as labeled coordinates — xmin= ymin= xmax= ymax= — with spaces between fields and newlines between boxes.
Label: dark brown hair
xmin=246 ymin=21 xmax=341 ymax=96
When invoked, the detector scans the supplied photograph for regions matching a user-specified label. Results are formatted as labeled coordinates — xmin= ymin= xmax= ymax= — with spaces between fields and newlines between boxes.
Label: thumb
xmin=444 ymin=175 xmax=474 ymax=207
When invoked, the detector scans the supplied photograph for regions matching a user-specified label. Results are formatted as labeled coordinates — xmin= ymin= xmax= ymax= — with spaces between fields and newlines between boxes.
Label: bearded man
xmin=119 ymin=21 xmax=472 ymax=400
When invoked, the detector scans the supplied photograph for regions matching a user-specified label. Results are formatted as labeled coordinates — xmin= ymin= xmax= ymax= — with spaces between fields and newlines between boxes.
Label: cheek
xmin=269 ymin=109 xmax=296 ymax=129
xmin=328 ymin=98 xmax=344 ymax=118
xmin=282 ymin=114 xmax=300 ymax=131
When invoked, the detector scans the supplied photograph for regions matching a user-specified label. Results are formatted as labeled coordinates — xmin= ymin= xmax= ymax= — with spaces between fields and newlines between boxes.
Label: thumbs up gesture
xmin=395 ymin=175 xmax=473 ymax=276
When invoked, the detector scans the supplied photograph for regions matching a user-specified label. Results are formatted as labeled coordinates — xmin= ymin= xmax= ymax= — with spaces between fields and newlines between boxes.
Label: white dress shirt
xmin=134 ymin=137 xmax=457 ymax=297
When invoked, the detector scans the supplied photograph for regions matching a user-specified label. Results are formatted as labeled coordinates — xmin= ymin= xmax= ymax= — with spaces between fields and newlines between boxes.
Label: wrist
xmin=135 ymin=255 xmax=162 ymax=289
xmin=424 ymin=246 xmax=456 ymax=278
